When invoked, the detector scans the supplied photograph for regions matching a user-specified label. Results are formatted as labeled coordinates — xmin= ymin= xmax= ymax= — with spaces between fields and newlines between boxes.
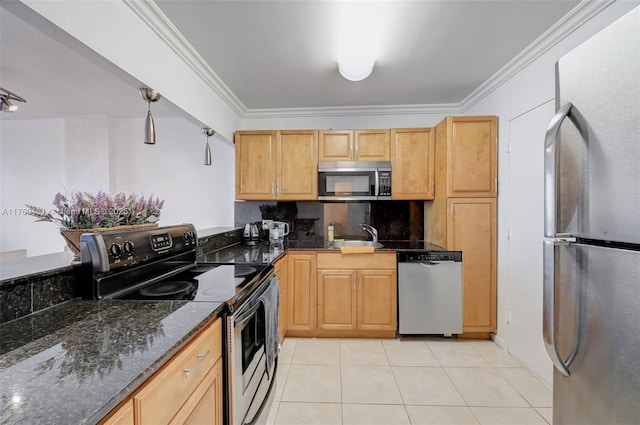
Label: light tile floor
xmin=268 ymin=338 xmax=552 ymax=425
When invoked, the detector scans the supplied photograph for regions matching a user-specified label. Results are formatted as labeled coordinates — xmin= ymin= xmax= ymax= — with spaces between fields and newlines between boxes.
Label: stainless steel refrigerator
xmin=543 ymin=6 xmax=640 ymax=425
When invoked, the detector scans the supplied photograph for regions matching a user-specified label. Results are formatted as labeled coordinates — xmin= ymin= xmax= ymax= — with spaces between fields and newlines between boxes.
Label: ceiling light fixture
xmin=138 ymin=88 xmax=161 ymax=144
xmin=338 ymin=59 xmax=375 ymax=82
xmin=0 ymin=87 xmax=26 ymax=113
xmin=202 ymin=128 xmax=215 ymax=166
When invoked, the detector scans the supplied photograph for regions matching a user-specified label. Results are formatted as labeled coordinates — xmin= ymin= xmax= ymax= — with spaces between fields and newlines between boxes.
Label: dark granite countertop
xmin=0 ymin=299 xmax=224 ymax=425
xmin=199 ymin=239 xmax=445 ymax=264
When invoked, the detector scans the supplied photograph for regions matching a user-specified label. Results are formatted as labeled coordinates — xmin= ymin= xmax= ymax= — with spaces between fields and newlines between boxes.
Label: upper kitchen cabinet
xmin=235 ymin=130 xmax=318 ymax=200
xmin=277 ymin=130 xmax=319 ymax=200
xmin=390 ymin=128 xmax=435 ymax=200
xmin=235 ymin=131 xmax=277 ymax=200
xmin=318 ymin=129 xmax=390 ymax=161
xmin=439 ymin=116 xmax=498 ymax=198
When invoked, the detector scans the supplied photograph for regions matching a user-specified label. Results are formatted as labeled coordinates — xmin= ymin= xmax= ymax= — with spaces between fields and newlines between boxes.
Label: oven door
xmin=232 ymin=295 xmax=277 ymax=425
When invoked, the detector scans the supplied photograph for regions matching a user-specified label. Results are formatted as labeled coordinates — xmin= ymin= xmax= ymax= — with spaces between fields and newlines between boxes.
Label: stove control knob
xmin=109 ymin=243 xmax=122 ymax=257
xmin=123 ymin=241 xmax=135 ymax=256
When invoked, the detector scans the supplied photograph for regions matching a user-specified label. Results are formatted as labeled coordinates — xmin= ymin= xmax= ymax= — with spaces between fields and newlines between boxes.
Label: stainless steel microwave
xmin=318 ymin=161 xmax=391 ymax=201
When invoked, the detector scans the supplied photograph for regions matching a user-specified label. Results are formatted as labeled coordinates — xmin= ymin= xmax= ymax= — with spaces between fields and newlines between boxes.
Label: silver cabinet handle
xmin=271 ymin=182 xmax=275 ymax=196
xmin=276 ymin=182 xmax=280 ymax=196
xmin=184 ymin=350 xmax=210 ymax=378
xmin=350 ymin=141 xmax=354 ymax=159
xmin=355 ymin=143 xmax=359 ymax=159
xmin=544 ymin=102 xmax=588 ymax=237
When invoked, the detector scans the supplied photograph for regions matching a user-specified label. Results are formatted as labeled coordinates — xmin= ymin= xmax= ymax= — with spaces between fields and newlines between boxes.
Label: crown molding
xmin=242 ymin=103 xmax=462 ymax=119
xmin=127 ymin=0 xmax=612 ymax=119
xmin=459 ymin=0 xmax=616 ymax=112
xmin=123 ymin=0 xmax=247 ymax=117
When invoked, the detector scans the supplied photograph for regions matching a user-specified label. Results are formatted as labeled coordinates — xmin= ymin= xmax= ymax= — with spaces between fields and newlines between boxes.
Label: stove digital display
xmin=151 ymin=233 xmax=173 ymax=251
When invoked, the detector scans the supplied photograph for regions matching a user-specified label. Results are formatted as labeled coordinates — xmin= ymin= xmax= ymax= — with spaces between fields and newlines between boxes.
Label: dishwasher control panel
xmin=397 ymin=251 xmax=462 ymax=263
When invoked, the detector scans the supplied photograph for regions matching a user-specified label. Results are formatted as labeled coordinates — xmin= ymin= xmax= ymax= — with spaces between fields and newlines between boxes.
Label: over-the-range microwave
xmin=318 ymin=161 xmax=391 ymax=201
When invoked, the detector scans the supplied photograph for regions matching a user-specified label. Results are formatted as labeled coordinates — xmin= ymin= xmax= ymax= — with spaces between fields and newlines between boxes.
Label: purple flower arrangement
xmin=26 ymin=191 xmax=165 ymax=229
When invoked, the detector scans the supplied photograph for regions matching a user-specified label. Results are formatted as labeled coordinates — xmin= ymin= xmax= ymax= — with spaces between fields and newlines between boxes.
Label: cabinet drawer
xmin=135 ymin=319 xmax=222 ymax=424
xmin=317 ymin=252 xmax=396 ymax=269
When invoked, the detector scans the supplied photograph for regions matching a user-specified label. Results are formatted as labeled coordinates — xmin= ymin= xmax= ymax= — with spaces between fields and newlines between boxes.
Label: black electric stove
xmin=80 ymin=223 xmax=273 ymax=308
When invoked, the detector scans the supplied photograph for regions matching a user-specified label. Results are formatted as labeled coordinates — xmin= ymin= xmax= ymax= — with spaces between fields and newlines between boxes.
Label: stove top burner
xmin=190 ymin=266 xmax=217 ymax=274
xmin=235 ymin=266 xmax=257 ymax=277
xmin=140 ymin=281 xmax=194 ymax=298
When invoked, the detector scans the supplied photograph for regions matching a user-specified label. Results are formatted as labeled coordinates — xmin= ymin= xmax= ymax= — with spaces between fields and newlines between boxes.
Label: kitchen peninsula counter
xmin=0 ymin=299 xmax=224 ymax=425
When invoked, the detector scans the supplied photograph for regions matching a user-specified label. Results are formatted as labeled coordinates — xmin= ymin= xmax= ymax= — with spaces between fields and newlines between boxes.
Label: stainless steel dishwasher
xmin=397 ymin=251 xmax=463 ymax=336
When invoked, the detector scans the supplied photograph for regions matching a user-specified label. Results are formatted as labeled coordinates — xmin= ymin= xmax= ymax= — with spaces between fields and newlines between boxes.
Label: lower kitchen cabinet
xmin=101 ymin=400 xmax=134 ymax=425
xmin=274 ymin=255 xmax=288 ymax=342
xmin=316 ymin=252 xmax=397 ymax=337
xmin=317 ymin=270 xmax=357 ymax=331
xmin=99 ymin=318 xmax=223 ymax=425
xmin=286 ymin=252 xmax=317 ymax=334
xmin=446 ymin=198 xmax=497 ymax=334
xmin=317 ymin=268 xmax=397 ymax=333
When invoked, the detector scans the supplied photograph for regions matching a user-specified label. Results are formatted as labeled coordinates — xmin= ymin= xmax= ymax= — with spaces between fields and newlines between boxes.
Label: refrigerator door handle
xmin=544 ymin=102 xmax=588 ymax=238
xmin=543 ymin=241 xmax=570 ymax=376
xmin=543 ymin=240 xmax=582 ymax=377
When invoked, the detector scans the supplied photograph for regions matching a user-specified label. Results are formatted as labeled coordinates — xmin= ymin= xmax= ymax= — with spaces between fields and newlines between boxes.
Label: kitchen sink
xmin=329 ymin=240 xmax=384 ymax=249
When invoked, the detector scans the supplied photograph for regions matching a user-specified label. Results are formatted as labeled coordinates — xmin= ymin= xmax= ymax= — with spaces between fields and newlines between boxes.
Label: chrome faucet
xmin=360 ymin=224 xmax=378 ymax=242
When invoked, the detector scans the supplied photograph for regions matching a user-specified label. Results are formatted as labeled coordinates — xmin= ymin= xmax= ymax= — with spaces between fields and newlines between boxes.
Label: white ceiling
xmin=0 ymin=0 xmax=580 ymax=121
xmin=154 ymin=0 xmax=580 ymax=109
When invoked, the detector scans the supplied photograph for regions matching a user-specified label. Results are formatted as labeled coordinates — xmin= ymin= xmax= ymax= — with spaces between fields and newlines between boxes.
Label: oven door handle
xmin=235 ymin=299 xmax=264 ymax=327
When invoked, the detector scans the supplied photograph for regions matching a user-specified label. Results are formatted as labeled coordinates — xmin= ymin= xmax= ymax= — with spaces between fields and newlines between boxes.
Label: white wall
xmin=110 ymin=117 xmax=235 ymax=231
xmin=463 ymin=1 xmax=638 ymax=385
xmin=0 ymin=116 xmax=235 ymax=257
xmin=0 ymin=119 xmax=67 ymax=256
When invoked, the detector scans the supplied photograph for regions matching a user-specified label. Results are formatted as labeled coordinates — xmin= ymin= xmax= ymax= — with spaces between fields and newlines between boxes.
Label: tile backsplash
xmin=235 ymin=201 xmax=423 ymax=241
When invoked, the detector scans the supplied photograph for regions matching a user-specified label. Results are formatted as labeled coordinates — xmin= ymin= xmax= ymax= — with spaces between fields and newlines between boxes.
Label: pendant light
xmin=138 ymin=88 xmax=161 ymax=144
xmin=0 ymin=87 xmax=26 ymax=113
xmin=202 ymin=128 xmax=215 ymax=165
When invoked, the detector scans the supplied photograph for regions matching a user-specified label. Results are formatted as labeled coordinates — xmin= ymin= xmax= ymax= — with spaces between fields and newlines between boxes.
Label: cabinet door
xmin=317 ymin=270 xmax=357 ymax=331
xmin=390 ymin=128 xmax=435 ymax=200
xmin=318 ymin=130 xmax=354 ymax=161
xmin=277 ymin=130 xmax=318 ymax=200
xmin=169 ymin=360 xmax=223 ymax=425
xmin=101 ymin=400 xmax=134 ymax=425
xmin=354 ymin=129 xmax=390 ymax=161
xmin=235 ymin=131 xmax=277 ymax=200
xmin=446 ymin=198 xmax=496 ymax=332
xmin=287 ymin=253 xmax=317 ymax=332
xmin=448 ymin=116 xmax=497 ymax=197
xmin=357 ymin=270 xmax=397 ymax=331
xmin=275 ymin=255 xmax=288 ymax=343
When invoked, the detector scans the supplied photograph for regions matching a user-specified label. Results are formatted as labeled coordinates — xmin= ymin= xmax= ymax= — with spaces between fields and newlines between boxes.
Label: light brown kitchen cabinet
xmin=235 ymin=130 xmax=317 ymax=200
xmin=390 ymin=128 xmax=435 ymax=200
xmin=317 ymin=270 xmax=357 ymax=331
xmin=319 ymin=129 xmax=390 ymax=161
xmin=316 ymin=252 xmax=396 ymax=336
xmin=133 ymin=319 xmax=222 ymax=424
xmin=101 ymin=400 xmax=134 ymax=425
xmin=446 ymin=198 xmax=497 ymax=334
xmin=443 ymin=116 xmax=498 ymax=198
xmin=274 ymin=254 xmax=288 ymax=342
xmin=357 ymin=269 xmax=397 ymax=332
xmin=277 ymin=130 xmax=319 ymax=200
xmin=169 ymin=361 xmax=223 ymax=425
xmin=286 ymin=252 xmax=317 ymax=334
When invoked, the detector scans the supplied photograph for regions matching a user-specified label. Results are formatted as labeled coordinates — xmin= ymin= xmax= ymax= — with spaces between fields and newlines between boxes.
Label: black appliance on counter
xmin=80 ymin=224 xmax=279 ymax=425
